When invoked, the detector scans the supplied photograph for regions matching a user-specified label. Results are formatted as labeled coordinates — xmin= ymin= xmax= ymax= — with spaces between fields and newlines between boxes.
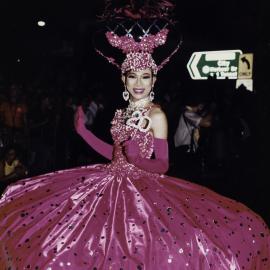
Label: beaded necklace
xmin=123 ymin=97 xmax=152 ymax=132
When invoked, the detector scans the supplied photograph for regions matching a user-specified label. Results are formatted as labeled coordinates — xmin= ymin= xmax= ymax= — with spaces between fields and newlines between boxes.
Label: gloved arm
xmin=123 ymin=138 xmax=169 ymax=174
xmin=74 ymin=106 xmax=113 ymax=160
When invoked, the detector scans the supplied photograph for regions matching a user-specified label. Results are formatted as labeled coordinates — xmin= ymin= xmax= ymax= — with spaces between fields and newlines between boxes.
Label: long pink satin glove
xmin=123 ymin=138 xmax=169 ymax=174
xmin=74 ymin=106 xmax=113 ymax=160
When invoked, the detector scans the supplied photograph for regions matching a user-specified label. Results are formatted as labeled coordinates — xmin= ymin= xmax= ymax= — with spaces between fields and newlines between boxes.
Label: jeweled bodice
xmin=108 ymin=108 xmax=154 ymax=174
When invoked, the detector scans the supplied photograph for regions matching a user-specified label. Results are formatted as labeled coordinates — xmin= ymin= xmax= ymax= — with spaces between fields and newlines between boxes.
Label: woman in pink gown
xmin=1 ymin=8 xmax=270 ymax=270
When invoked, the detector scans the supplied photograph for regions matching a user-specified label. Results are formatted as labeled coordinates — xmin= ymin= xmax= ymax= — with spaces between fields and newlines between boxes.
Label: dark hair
xmin=1 ymin=144 xmax=22 ymax=160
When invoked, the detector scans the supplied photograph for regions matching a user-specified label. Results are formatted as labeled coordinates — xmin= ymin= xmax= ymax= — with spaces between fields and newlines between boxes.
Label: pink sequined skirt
xmin=0 ymin=164 xmax=269 ymax=269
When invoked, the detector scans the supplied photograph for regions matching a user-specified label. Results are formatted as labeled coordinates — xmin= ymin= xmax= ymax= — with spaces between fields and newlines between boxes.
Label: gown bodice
xmin=108 ymin=107 xmax=155 ymax=175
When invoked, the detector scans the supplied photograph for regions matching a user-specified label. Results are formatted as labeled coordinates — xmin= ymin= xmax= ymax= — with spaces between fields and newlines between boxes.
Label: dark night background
xmin=0 ymin=0 xmax=269 ymax=224
xmin=0 ymin=0 xmax=265 ymax=82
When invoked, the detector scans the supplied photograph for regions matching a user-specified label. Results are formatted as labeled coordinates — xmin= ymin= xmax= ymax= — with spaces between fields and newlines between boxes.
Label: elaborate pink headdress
xmin=95 ymin=0 xmax=182 ymax=74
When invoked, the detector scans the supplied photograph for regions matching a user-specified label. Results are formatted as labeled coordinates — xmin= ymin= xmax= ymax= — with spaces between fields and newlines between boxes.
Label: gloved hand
xmin=74 ymin=105 xmax=86 ymax=133
xmin=74 ymin=106 xmax=113 ymax=160
xmin=123 ymin=138 xmax=169 ymax=174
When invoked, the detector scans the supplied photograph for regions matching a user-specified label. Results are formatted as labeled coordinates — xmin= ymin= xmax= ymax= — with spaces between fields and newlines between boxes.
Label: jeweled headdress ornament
xmin=95 ymin=0 xmax=182 ymax=74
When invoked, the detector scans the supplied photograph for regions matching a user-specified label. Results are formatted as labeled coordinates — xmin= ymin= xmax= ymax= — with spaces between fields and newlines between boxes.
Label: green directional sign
xmin=187 ymin=50 xmax=243 ymax=80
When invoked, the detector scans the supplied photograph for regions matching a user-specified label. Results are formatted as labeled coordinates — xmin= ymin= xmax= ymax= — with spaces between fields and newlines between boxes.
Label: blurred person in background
xmin=0 ymin=83 xmax=28 ymax=147
xmin=27 ymin=93 xmax=56 ymax=175
xmin=173 ymin=94 xmax=214 ymax=181
xmin=0 ymin=144 xmax=28 ymax=194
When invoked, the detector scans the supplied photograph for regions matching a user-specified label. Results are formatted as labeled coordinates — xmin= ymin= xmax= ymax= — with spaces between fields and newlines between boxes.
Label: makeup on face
xmin=123 ymin=68 xmax=156 ymax=101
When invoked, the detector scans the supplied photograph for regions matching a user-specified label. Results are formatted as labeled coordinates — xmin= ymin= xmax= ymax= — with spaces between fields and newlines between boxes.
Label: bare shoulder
xmin=149 ymin=105 xmax=167 ymax=122
xmin=148 ymin=104 xmax=168 ymax=138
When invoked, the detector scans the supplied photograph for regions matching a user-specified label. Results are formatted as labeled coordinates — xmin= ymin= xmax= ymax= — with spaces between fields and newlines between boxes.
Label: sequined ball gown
xmin=0 ymin=107 xmax=269 ymax=270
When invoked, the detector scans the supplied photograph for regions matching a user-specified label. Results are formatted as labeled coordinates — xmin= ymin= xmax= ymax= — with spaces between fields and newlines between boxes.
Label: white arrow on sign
xmin=187 ymin=52 xmax=202 ymax=79
xmin=187 ymin=50 xmax=243 ymax=80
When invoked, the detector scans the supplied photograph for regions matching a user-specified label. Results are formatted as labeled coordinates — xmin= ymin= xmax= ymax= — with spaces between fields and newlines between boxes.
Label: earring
xmin=122 ymin=89 xmax=129 ymax=101
xmin=149 ymin=90 xmax=155 ymax=101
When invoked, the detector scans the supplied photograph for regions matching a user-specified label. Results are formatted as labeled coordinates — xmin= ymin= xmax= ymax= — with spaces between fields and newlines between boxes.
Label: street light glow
xmin=37 ymin=21 xmax=46 ymax=27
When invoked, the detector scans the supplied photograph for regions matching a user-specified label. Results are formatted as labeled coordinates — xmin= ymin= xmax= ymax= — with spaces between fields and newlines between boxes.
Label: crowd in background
xmin=0 ymin=72 xmax=266 ymax=224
